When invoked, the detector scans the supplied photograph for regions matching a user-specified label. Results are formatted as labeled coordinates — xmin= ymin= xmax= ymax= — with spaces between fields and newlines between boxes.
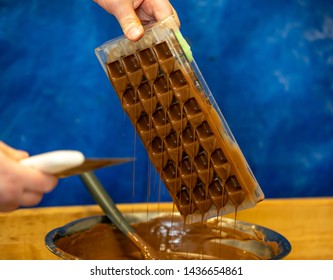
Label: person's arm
xmin=93 ymin=0 xmax=180 ymax=41
xmin=0 ymin=141 xmax=58 ymax=212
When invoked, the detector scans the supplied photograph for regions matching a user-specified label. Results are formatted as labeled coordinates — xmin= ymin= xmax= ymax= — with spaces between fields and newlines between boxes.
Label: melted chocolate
xmin=55 ymin=216 xmax=278 ymax=260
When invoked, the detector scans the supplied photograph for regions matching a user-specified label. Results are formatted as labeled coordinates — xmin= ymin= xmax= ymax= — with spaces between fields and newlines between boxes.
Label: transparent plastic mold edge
xmin=95 ymin=16 xmax=264 ymax=223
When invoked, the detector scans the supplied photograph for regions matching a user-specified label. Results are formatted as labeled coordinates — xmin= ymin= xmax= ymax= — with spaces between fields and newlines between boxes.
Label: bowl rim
xmin=45 ymin=213 xmax=292 ymax=260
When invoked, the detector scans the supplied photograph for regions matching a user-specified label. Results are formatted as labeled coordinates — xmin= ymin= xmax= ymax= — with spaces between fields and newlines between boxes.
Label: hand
xmin=0 ymin=141 xmax=58 ymax=212
xmin=93 ymin=0 xmax=180 ymax=41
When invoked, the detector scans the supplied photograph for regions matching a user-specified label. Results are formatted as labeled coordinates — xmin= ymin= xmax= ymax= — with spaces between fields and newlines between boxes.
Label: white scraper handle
xmin=19 ymin=150 xmax=85 ymax=174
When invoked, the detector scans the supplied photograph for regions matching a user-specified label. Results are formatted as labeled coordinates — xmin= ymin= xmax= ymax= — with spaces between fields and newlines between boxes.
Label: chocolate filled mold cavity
xmin=95 ymin=15 xmax=264 ymax=223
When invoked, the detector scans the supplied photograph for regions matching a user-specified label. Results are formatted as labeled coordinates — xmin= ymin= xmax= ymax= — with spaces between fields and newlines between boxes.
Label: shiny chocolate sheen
xmin=55 ymin=215 xmax=279 ymax=260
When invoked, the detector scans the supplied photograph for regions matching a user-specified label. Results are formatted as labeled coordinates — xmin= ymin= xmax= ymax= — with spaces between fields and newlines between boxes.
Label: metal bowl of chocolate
xmin=45 ymin=212 xmax=291 ymax=260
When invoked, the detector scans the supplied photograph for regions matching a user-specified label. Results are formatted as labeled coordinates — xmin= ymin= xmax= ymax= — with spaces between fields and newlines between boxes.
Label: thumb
xmin=115 ymin=11 xmax=144 ymax=41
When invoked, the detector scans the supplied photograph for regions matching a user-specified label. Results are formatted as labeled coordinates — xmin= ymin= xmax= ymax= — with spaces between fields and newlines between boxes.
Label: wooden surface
xmin=0 ymin=197 xmax=332 ymax=260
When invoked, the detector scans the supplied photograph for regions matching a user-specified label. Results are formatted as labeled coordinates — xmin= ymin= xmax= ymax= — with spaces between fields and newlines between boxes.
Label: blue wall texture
xmin=1 ymin=0 xmax=332 ymax=207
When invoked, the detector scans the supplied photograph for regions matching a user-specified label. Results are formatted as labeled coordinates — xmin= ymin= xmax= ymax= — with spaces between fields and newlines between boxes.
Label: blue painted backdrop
xmin=1 ymin=0 xmax=332 ymax=208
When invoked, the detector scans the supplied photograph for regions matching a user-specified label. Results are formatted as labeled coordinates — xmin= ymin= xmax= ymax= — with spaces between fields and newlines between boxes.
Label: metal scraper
xmin=19 ymin=150 xmax=133 ymax=177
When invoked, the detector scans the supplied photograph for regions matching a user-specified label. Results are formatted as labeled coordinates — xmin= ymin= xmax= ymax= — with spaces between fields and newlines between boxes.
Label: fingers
xmin=0 ymin=141 xmax=29 ymax=161
xmin=0 ymin=153 xmax=58 ymax=212
xmin=22 ymin=172 xmax=58 ymax=194
xmin=171 ymin=7 xmax=180 ymax=28
xmin=0 ymin=148 xmax=58 ymax=194
xmin=0 ymin=188 xmax=45 ymax=211
xmin=0 ymin=189 xmax=47 ymax=212
xmin=0 ymin=200 xmax=19 ymax=212
xmin=149 ymin=0 xmax=179 ymax=26
xmin=0 ymin=172 xmax=58 ymax=211
xmin=19 ymin=191 xmax=44 ymax=207
xmin=93 ymin=0 xmax=180 ymax=41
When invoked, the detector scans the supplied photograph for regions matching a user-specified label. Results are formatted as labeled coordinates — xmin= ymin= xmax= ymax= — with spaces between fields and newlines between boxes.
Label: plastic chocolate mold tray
xmin=95 ymin=16 xmax=264 ymax=223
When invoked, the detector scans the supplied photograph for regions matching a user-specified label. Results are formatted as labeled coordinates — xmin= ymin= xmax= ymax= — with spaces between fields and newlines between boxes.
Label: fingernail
xmin=127 ymin=26 xmax=144 ymax=41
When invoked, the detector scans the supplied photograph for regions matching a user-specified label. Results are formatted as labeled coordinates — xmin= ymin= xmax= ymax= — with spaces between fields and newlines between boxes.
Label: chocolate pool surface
xmin=54 ymin=215 xmax=281 ymax=260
